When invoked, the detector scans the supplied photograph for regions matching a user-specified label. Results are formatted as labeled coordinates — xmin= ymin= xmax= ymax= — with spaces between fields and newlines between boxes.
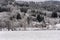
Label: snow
xmin=55 ymin=24 xmax=60 ymax=29
xmin=0 ymin=31 xmax=60 ymax=40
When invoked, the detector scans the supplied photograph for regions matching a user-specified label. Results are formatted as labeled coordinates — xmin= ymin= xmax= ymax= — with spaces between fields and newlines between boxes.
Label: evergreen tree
xmin=20 ymin=8 xmax=28 ymax=13
xmin=37 ymin=15 xmax=44 ymax=22
xmin=16 ymin=13 xmax=21 ymax=19
xmin=51 ymin=12 xmax=57 ymax=18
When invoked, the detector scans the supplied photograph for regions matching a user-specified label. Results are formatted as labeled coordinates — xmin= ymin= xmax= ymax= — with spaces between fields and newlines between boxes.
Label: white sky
xmin=15 ymin=0 xmax=60 ymax=2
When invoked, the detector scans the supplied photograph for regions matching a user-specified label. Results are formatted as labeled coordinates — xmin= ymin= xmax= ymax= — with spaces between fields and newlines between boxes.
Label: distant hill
xmin=37 ymin=1 xmax=60 ymax=11
xmin=15 ymin=1 xmax=60 ymax=11
xmin=0 ymin=0 xmax=7 ymax=5
xmin=42 ymin=1 xmax=60 ymax=5
xmin=0 ymin=0 xmax=15 ymax=5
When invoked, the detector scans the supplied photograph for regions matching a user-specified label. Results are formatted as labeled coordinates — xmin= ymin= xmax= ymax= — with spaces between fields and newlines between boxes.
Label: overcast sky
xmin=15 ymin=0 xmax=60 ymax=2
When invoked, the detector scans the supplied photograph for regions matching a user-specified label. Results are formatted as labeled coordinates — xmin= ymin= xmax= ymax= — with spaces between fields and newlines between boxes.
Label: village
xmin=0 ymin=0 xmax=60 ymax=31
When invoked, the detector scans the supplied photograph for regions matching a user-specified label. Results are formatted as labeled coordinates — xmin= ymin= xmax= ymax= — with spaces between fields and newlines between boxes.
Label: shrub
xmin=20 ymin=8 xmax=28 ymax=13
xmin=37 ymin=15 xmax=44 ymax=22
xmin=16 ymin=13 xmax=21 ymax=19
xmin=31 ymin=10 xmax=35 ymax=13
xmin=0 ymin=7 xmax=10 ymax=12
xmin=51 ymin=12 xmax=57 ymax=18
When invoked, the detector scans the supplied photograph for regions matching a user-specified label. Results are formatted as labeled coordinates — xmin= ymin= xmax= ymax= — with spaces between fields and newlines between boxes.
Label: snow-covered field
xmin=0 ymin=31 xmax=60 ymax=40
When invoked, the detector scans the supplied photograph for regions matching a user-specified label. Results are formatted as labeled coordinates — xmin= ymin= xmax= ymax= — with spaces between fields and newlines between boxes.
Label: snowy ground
xmin=0 ymin=31 xmax=60 ymax=40
xmin=0 ymin=26 xmax=60 ymax=31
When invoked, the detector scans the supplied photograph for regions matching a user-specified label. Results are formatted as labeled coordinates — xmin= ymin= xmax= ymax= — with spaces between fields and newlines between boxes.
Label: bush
xmin=31 ymin=14 xmax=36 ymax=17
xmin=51 ymin=12 xmax=57 ymax=18
xmin=20 ymin=8 xmax=28 ymax=13
xmin=0 ymin=19 xmax=11 ymax=31
xmin=37 ymin=15 xmax=44 ymax=22
xmin=16 ymin=13 xmax=21 ymax=19
xmin=0 ymin=20 xmax=6 ymax=28
xmin=0 ymin=7 xmax=10 ymax=12
xmin=31 ymin=10 xmax=35 ymax=13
